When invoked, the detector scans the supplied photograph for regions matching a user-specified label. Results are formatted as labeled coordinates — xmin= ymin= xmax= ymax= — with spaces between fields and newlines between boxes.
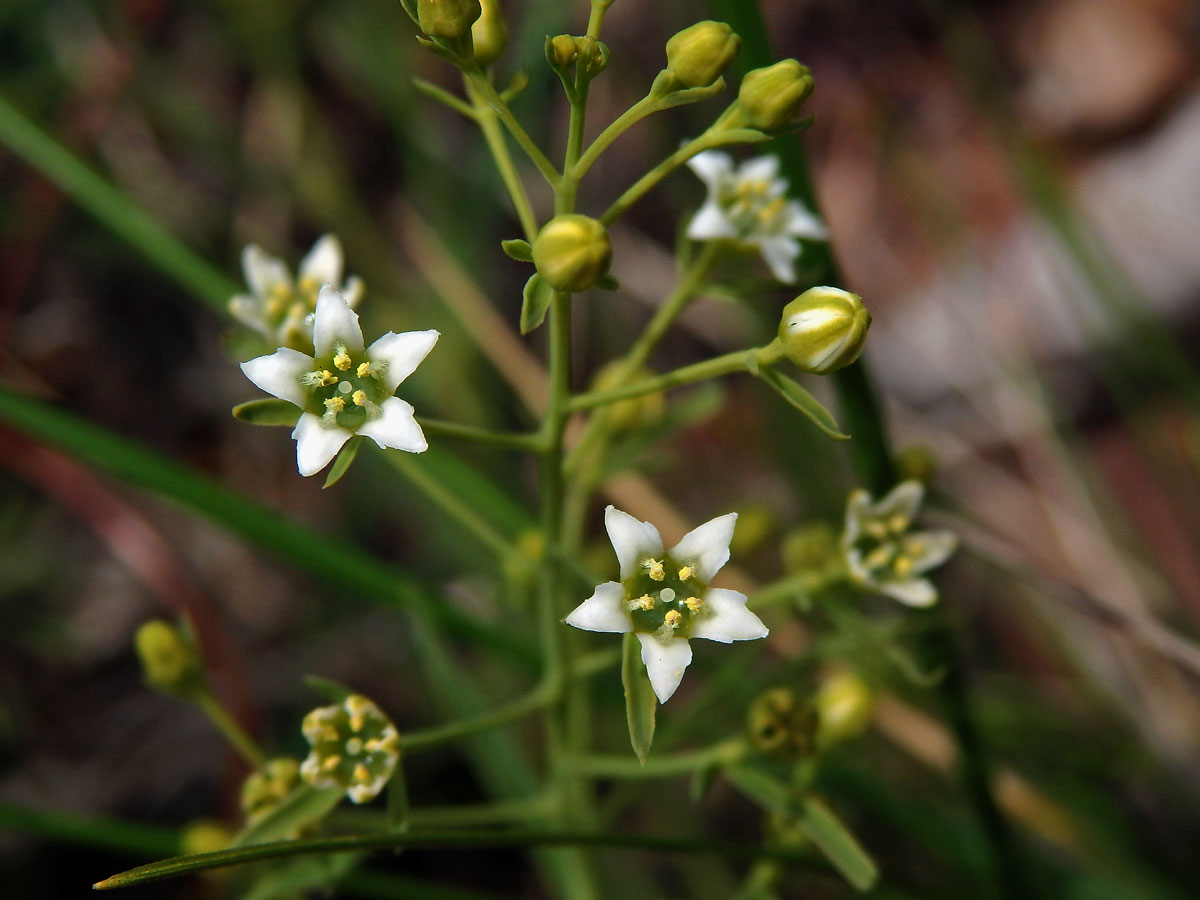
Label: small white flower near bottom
xmin=241 ymin=285 xmax=438 ymax=476
xmin=841 ymin=480 xmax=957 ymax=607
xmin=300 ymin=694 xmax=401 ymax=804
xmin=566 ymin=506 xmax=769 ymax=703
xmin=686 ymin=150 xmax=827 ymax=284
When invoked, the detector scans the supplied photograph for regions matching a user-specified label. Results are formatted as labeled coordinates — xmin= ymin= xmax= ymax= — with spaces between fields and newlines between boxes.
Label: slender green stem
xmin=746 ymin=572 xmax=814 ymax=610
xmin=569 ymin=739 xmax=746 ymax=778
xmin=464 ymin=69 xmax=559 ymax=187
xmin=567 ymin=346 xmax=763 ymax=412
xmin=413 ymin=77 xmax=479 ymax=120
xmin=464 ymin=74 xmax=540 ymax=242
xmin=379 ymin=448 xmax=516 ymax=559
xmin=404 ymin=681 xmax=556 ymax=752
xmin=417 ymin=417 xmax=540 ymax=451
xmin=585 ymin=0 xmax=613 ymax=39
xmin=600 ymin=127 xmax=768 ymax=226
xmin=195 ymin=693 xmax=266 ymax=768
xmin=573 ymin=94 xmax=658 ymax=181
xmin=0 ymin=94 xmax=236 ymax=312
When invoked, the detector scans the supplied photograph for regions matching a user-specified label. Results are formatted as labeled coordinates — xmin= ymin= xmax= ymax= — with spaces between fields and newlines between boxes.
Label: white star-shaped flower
xmin=566 ymin=506 xmax=769 ymax=703
xmin=241 ymin=286 xmax=438 ymax=476
xmin=229 ymin=234 xmax=364 ymax=350
xmin=686 ymin=150 xmax=827 ymax=284
xmin=842 ymin=481 xmax=957 ymax=607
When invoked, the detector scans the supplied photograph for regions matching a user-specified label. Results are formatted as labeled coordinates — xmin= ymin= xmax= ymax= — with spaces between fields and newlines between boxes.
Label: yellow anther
xmin=645 ymin=559 xmax=665 ymax=581
xmin=268 ymin=283 xmax=292 ymax=301
xmin=321 ymin=370 xmax=337 ymax=386
xmin=288 ymin=301 xmax=306 ymax=321
xmin=322 ymin=754 xmax=342 ymax=772
xmin=865 ymin=545 xmax=894 ymax=569
xmin=333 ymin=346 xmax=353 ymax=371
xmin=345 ymin=737 xmax=363 ymax=755
xmin=758 ymin=196 xmax=786 ymax=226
xmin=685 ymin=596 xmax=703 ymax=612
xmin=350 ymin=714 xmax=365 ymax=733
xmin=352 ymin=389 xmax=368 ymax=407
xmin=637 ymin=594 xmax=655 ymax=610
xmin=324 ymin=397 xmax=345 ymax=413
xmin=321 ymin=726 xmax=339 ymax=742
xmin=888 ymin=514 xmax=909 ymax=534
xmin=353 ymin=763 xmax=371 ymax=783
xmin=266 ymin=296 xmax=286 ymax=317
xmin=678 ymin=565 xmax=695 ymax=581
xmin=380 ymin=734 xmax=402 ymax=755
xmin=364 ymin=738 xmax=384 ymax=754
xmin=893 ymin=555 xmax=914 ymax=577
xmin=357 ymin=362 xmax=372 ymax=378
xmin=297 ymin=275 xmax=320 ymax=295
xmin=866 ymin=521 xmax=889 ymax=540
xmin=663 ymin=609 xmax=682 ymax=627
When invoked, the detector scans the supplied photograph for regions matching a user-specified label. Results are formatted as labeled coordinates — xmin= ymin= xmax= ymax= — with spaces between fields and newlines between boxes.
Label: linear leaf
xmin=757 ymin=368 xmax=849 ymax=440
xmin=621 ymin=633 xmax=657 ymax=764
xmin=519 ymin=273 xmax=553 ymax=334
xmin=798 ymin=797 xmax=879 ymax=891
xmin=231 ymin=786 xmax=343 ymax=849
xmin=232 ymin=399 xmax=300 ymax=427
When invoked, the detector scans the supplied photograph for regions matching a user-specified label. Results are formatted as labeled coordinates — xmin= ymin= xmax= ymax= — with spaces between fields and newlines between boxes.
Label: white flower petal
xmin=842 ymin=489 xmax=872 ymax=545
xmin=691 ymin=588 xmax=768 ymax=643
xmin=905 ymin=530 xmax=958 ymax=573
xmin=756 ymin=235 xmax=799 ymax=284
xmin=604 ymin=505 xmax=664 ymax=580
xmin=367 ymin=330 xmax=440 ymax=393
xmin=669 ymin=512 xmax=737 ymax=583
xmin=240 ymin=347 xmax=315 ymax=407
xmin=875 ymin=480 xmax=925 ymax=523
xmin=738 ymin=154 xmax=780 ymax=184
xmin=636 ymin=633 xmax=693 ymax=704
xmin=299 ymin=234 xmax=344 ymax=287
xmin=357 ymin=397 xmax=427 ymax=453
xmin=880 ymin=577 xmax=938 ymax=608
xmin=342 ymin=275 xmax=365 ymax=308
xmin=242 ymin=245 xmax=291 ymax=297
xmin=686 ymin=201 xmax=737 ymax=241
xmin=292 ymin=412 xmax=352 ymax=477
xmin=782 ymin=201 xmax=828 ymax=240
xmin=229 ymin=294 xmax=270 ymax=336
xmin=565 ymin=582 xmax=631 ymax=634
xmin=686 ymin=149 xmax=733 ymax=188
xmin=845 ymin=547 xmax=872 ymax=585
xmin=313 ymin=285 xmax=365 ymax=357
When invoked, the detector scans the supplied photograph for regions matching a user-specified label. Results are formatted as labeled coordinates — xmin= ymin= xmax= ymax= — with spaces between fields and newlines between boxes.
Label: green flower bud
xmin=747 ymin=687 xmax=817 ymax=761
xmin=417 ymin=0 xmax=481 ymax=40
xmin=546 ymin=34 xmax=577 ymax=70
xmin=135 ymin=619 xmax=203 ymax=698
xmin=737 ymin=59 xmax=814 ymax=131
xmin=592 ymin=361 xmax=665 ymax=431
xmin=778 ymin=286 xmax=871 ymax=374
xmin=664 ymin=20 xmax=740 ymax=88
xmin=531 ymin=214 xmax=612 ymax=293
xmin=782 ymin=522 xmax=838 ymax=574
xmin=241 ymin=757 xmax=302 ymax=827
xmin=471 ymin=0 xmax=507 ymax=65
xmin=300 ymin=694 xmax=401 ymax=804
xmin=895 ymin=444 xmax=937 ymax=486
xmin=575 ymin=36 xmax=611 ymax=77
xmin=816 ymin=670 xmax=875 ymax=744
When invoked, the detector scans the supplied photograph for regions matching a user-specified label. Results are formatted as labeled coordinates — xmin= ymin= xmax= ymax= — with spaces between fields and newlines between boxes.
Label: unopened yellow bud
xmin=531 ymin=215 xmax=612 ymax=293
xmin=778 ymin=286 xmax=871 ymax=374
xmin=816 ymin=671 xmax=875 ymax=743
xmin=134 ymin=620 xmax=202 ymax=697
xmin=574 ymin=36 xmax=610 ymax=77
xmin=471 ymin=0 xmax=507 ymax=65
xmin=417 ymin=0 xmax=481 ymax=40
xmin=736 ymin=59 xmax=814 ymax=131
xmin=546 ymin=34 xmax=577 ymax=70
xmin=665 ymin=20 xmax=740 ymax=88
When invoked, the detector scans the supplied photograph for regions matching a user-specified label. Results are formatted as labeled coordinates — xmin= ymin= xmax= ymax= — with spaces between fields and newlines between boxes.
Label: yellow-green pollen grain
xmin=624 ymin=555 xmax=707 ymax=639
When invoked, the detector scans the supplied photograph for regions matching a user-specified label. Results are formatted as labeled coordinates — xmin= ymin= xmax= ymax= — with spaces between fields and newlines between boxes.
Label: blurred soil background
xmin=1 ymin=0 xmax=1200 ymax=897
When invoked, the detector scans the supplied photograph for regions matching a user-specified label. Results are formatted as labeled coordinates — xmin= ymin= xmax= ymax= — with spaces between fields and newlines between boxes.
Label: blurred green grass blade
xmin=0 ymin=800 xmax=177 ymax=857
xmin=0 ymin=384 xmax=532 ymax=663
xmin=797 ymin=797 xmax=879 ymax=892
xmin=0 ymin=94 xmax=236 ymax=313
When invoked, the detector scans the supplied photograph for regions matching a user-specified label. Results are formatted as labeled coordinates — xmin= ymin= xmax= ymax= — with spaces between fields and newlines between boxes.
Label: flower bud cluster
xmin=241 ymin=757 xmax=302 ymax=827
xmin=545 ymin=34 xmax=610 ymax=78
xmin=135 ymin=620 xmax=204 ymax=699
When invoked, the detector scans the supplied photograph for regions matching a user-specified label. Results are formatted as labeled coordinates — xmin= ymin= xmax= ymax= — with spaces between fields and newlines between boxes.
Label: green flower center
xmin=300 ymin=343 xmax=391 ymax=429
xmin=720 ymin=179 xmax=786 ymax=238
xmin=850 ymin=513 xmax=919 ymax=582
xmin=622 ymin=554 xmax=707 ymax=639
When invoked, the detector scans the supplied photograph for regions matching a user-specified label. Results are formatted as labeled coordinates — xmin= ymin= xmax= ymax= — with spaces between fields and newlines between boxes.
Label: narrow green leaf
xmin=519 ymin=273 xmax=554 ymax=334
xmin=689 ymin=759 xmax=721 ymax=804
xmin=387 ymin=760 xmax=410 ymax=832
xmin=797 ymin=796 xmax=879 ymax=891
xmin=757 ymin=368 xmax=850 ymax=440
xmin=621 ymin=633 xmax=656 ymax=764
xmin=232 ymin=399 xmax=300 ymax=427
xmin=230 ymin=786 xmax=343 ymax=849
xmin=501 ymin=238 xmax=533 ymax=261
xmin=323 ymin=436 xmax=362 ymax=489
xmin=723 ymin=765 xmax=793 ymax=817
